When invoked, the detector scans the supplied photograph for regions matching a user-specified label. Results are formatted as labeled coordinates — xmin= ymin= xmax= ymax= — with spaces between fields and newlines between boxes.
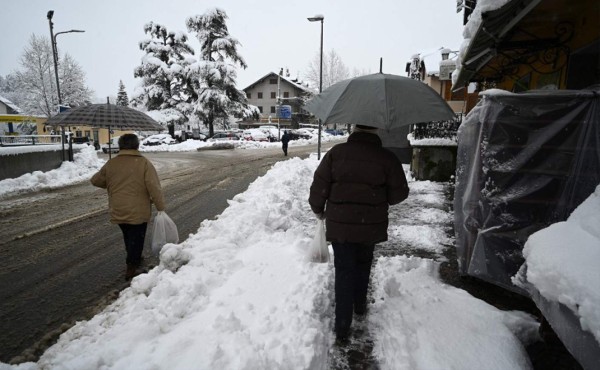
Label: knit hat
xmin=354 ymin=124 xmax=378 ymax=132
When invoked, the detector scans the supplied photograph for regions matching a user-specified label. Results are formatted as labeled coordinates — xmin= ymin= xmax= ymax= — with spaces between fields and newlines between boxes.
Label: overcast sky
xmin=0 ymin=0 xmax=465 ymax=102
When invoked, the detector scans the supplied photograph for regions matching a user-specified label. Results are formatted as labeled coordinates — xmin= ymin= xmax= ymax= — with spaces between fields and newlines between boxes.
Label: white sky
xmin=0 ymin=0 xmax=465 ymax=102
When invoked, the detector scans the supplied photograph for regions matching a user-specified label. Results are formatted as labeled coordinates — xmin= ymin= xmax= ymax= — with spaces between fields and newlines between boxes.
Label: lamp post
xmin=47 ymin=11 xmax=85 ymax=107
xmin=308 ymin=14 xmax=324 ymax=159
xmin=47 ymin=10 xmax=84 ymax=161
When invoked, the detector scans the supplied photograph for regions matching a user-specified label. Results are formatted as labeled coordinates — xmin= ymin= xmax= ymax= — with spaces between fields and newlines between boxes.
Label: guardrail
xmin=0 ymin=135 xmax=63 ymax=146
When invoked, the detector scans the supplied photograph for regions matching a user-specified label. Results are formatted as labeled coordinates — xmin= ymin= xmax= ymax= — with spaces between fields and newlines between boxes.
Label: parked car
xmin=259 ymin=125 xmax=280 ymax=142
xmin=101 ymin=136 xmax=120 ymax=154
xmin=71 ymin=136 xmax=91 ymax=145
xmin=142 ymin=134 xmax=177 ymax=146
xmin=208 ymin=132 xmax=242 ymax=141
xmin=242 ymin=129 xmax=269 ymax=142
xmin=324 ymin=129 xmax=345 ymax=136
xmin=286 ymin=130 xmax=312 ymax=141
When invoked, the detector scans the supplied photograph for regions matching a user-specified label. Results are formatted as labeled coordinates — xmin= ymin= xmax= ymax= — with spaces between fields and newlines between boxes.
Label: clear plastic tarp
xmin=454 ymin=87 xmax=600 ymax=292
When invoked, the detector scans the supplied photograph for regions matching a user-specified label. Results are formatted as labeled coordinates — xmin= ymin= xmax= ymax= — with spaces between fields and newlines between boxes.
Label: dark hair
xmin=355 ymin=124 xmax=377 ymax=130
xmin=118 ymin=134 xmax=139 ymax=150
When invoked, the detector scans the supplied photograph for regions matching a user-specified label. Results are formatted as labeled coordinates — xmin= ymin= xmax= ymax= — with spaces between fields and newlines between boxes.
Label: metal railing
xmin=0 ymin=135 xmax=63 ymax=146
xmin=410 ymin=113 xmax=463 ymax=140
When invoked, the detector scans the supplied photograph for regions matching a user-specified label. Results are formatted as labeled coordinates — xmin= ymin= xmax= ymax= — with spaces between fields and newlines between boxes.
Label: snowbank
xmin=4 ymin=155 xmax=539 ymax=369
xmin=0 ymin=146 xmax=104 ymax=198
xmin=514 ymin=185 xmax=600 ymax=344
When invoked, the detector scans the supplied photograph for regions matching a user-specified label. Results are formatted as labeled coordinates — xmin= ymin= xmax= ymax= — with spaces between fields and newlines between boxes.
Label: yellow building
xmin=0 ymin=96 xmax=47 ymax=135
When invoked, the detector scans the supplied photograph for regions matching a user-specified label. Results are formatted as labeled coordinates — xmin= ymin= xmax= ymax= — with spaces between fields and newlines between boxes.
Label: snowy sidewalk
xmin=4 ymin=155 xmax=540 ymax=370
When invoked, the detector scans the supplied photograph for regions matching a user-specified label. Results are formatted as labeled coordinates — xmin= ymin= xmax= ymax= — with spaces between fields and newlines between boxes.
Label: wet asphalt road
xmin=0 ymin=142 xmax=334 ymax=364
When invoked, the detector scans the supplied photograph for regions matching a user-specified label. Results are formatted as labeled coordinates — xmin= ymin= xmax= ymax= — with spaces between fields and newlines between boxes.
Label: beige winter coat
xmin=91 ymin=150 xmax=165 ymax=224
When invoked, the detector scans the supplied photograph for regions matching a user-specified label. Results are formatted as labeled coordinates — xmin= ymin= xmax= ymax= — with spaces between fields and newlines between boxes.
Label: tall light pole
xmin=308 ymin=14 xmax=324 ymax=159
xmin=47 ymin=10 xmax=85 ymax=108
xmin=47 ymin=10 xmax=84 ymax=161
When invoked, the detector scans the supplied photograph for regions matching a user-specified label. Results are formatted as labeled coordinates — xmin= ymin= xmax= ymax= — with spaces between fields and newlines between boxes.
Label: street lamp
xmin=308 ymin=14 xmax=324 ymax=159
xmin=47 ymin=11 xmax=85 ymax=107
xmin=47 ymin=10 xmax=84 ymax=161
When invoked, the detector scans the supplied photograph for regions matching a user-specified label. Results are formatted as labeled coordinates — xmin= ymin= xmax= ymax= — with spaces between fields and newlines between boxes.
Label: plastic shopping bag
xmin=309 ymin=219 xmax=329 ymax=263
xmin=151 ymin=211 xmax=179 ymax=254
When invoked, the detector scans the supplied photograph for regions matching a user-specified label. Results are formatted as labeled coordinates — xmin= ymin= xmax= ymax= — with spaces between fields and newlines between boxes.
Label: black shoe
xmin=335 ymin=326 xmax=350 ymax=342
xmin=354 ymin=303 xmax=367 ymax=315
xmin=125 ymin=265 xmax=137 ymax=280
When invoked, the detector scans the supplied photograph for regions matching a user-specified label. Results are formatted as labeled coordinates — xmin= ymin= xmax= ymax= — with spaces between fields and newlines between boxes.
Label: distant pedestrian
xmin=308 ymin=124 xmax=409 ymax=341
xmin=281 ymin=130 xmax=290 ymax=156
xmin=91 ymin=134 xmax=166 ymax=280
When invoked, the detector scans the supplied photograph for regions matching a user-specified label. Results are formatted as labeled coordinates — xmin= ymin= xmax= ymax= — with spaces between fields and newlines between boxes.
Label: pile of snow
xmin=514 ymin=185 xmax=600 ymax=343
xmin=371 ymin=256 xmax=538 ymax=370
xmin=0 ymin=144 xmax=65 ymax=156
xmin=4 ymin=155 xmax=540 ymax=369
xmin=0 ymin=146 xmax=104 ymax=199
xmin=407 ymin=132 xmax=457 ymax=147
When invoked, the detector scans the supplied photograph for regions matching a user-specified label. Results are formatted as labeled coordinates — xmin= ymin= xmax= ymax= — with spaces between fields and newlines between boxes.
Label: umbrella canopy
xmin=45 ymin=103 xmax=164 ymax=131
xmin=305 ymin=73 xmax=455 ymax=131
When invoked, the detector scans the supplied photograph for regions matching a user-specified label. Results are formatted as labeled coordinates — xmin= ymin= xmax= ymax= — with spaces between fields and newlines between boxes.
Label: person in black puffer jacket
xmin=308 ymin=124 xmax=409 ymax=341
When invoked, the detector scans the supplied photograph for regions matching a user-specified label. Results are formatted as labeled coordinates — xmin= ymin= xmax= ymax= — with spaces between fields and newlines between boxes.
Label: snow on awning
xmin=451 ymin=0 xmax=541 ymax=91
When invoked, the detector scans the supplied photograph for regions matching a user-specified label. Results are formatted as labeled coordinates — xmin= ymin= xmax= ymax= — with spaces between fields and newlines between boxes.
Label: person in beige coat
xmin=91 ymin=134 xmax=166 ymax=280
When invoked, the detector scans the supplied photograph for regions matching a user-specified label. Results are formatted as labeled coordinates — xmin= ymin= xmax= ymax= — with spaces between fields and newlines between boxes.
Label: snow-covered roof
xmin=243 ymin=72 xmax=314 ymax=95
xmin=0 ymin=95 xmax=22 ymax=114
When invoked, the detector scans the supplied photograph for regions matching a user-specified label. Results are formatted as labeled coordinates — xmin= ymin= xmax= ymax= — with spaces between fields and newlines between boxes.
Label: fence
xmin=410 ymin=113 xmax=463 ymax=140
xmin=0 ymin=135 xmax=63 ymax=146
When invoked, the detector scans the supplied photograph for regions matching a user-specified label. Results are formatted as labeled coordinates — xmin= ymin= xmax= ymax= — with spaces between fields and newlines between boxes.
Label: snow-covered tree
xmin=132 ymin=22 xmax=194 ymax=115
xmin=185 ymin=8 xmax=249 ymax=137
xmin=8 ymin=34 xmax=91 ymax=118
xmin=58 ymin=53 xmax=93 ymax=108
xmin=305 ymin=49 xmax=350 ymax=90
xmin=116 ymin=80 xmax=129 ymax=106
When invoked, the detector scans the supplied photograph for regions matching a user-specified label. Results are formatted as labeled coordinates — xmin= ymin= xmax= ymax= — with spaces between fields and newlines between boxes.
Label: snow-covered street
xmin=2 ymin=151 xmax=542 ymax=370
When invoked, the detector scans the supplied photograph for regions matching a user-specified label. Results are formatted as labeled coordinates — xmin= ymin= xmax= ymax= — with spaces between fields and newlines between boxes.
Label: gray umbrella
xmin=45 ymin=102 xmax=164 ymax=131
xmin=304 ymin=73 xmax=455 ymax=131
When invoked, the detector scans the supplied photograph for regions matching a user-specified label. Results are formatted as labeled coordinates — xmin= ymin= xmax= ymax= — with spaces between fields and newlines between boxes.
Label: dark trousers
xmin=332 ymin=242 xmax=375 ymax=335
xmin=282 ymin=143 xmax=288 ymax=156
xmin=118 ymin=223 xmax=148 ymax=267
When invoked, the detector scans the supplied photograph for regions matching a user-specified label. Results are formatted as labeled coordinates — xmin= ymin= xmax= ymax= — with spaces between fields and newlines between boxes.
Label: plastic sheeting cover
xmin=454 ymin=87 xmax=600 ymax=292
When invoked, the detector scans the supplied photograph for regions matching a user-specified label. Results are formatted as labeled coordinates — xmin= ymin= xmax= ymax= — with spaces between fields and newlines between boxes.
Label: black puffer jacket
xmin=309 ymin=132 xmax=409 ymax=244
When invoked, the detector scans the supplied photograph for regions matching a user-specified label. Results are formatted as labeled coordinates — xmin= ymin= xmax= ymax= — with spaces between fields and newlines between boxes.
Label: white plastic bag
xmin=151 ymin=211 xmax=179 ymax=254
xmin=309 ymin=219 xmax=329 ymax=263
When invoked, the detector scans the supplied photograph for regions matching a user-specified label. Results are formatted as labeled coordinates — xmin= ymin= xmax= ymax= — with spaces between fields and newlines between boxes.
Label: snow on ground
xmin=138 ymin=133 xmax=343 ymax=152
xmin=3 ymin=153 xmax=540 ymax=370
xmin=0 ymin=145 xmax=104 ymax=198
xmin=0 ymin=135 xmax=345 ymax=199
xmin=514 ymin=185 xmax=600 ymax=344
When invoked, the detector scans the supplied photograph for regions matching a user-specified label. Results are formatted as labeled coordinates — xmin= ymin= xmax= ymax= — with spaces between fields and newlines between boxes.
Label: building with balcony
xmin=241 ymin=71 xmax=314 ymax=129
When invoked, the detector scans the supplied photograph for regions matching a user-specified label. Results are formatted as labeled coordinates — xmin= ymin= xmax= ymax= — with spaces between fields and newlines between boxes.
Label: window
xmin=269 ymin=78 xmax=277 ymax=84
xmin=84 ymin=130 xmax=91 ymax=137
xmin=258 ymin=106 xmax=263 ymax=113
xmin=258 ymin=92 xmax=263 ymax=99
xmin=270 ymin=106 xmax=276 ymax=113
xmin=270 ymin=92 xmax=276 ymax=99
xmin=75 ymin=131 xmax=82 ymax=137
xmin=283 ymin=91 xmax=289 ymax=98
xmin=247 ymin=92 xmax=251 ymax=99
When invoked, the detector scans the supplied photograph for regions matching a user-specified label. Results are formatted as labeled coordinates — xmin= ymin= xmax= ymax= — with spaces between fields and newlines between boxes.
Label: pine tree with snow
xmin=132 ymin=22 xmax=194 ymax=115
xmin=116 ymin=80 xmax=129 ymax=106
xmin=185 ymin=8 xmax=249 ymax=137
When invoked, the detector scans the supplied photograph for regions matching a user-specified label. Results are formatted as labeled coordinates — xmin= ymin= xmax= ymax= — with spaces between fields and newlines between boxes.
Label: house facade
xmin=242 ymin=72 xmax=314 ymax=129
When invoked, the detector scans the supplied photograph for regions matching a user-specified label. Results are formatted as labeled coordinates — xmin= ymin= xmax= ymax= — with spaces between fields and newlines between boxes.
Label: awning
xmin=452 ymin=0 xmax=542 ymax=91
xmin=0 ymin=114 xmax=46 ymax=123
